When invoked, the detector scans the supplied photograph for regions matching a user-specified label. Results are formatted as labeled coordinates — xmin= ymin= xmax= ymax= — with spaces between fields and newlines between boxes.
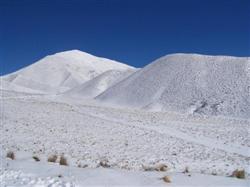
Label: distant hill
xmin=1 ymin=50 xmax=134 ymax=94
xmin=97 ymin=54 xmax=250 ymax=118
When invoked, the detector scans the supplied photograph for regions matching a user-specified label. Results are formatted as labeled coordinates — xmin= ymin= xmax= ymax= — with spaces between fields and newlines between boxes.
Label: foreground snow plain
xmin=1 ymin=90 xmax=249 ymax=186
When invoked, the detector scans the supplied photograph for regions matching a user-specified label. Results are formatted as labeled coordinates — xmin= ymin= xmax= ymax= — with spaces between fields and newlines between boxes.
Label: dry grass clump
xmin=143 ymin=164 xmax=168 ymax=172
xmin=230 ymin=169 xmax=245 ymax=179
xmin=32 ymin=156 xmax=40 ymax=162
xmin=162 ymin=176 xmax=171 ymax=183
xmin=78 ymin=163 xmax=88 ymax=168
xmin=211 ymin=171 xmax=217 ymax=176
xmin=183 ymin=166 xmax=189 ymax=173
xmin=6 ymin=151 xmax=15 ymax=160
xmin=142 ymin=165 xmax=155 ymax=171
xmin=155 ymin=164 xmax=168 ymax=172
xmin=59 ymin=155 xmax=68 ymax=166
xmin=99 ymin=160 xmax=110 ymax=168
xmin=48 ymin=155 xmax=57 ymax=163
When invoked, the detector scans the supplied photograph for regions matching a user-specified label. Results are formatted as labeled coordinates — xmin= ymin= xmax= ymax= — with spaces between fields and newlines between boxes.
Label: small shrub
xmin=32 ymin=156 xmax=40 ymax=162
xmin=211 ymin=171 xmax=217 ymax=176
xmin=78 ymin=163 xmax=88 ymax=168
xmin=99 ymin=160 xmax=110 ymax=168
xmin=142 ymin=165 xmax=155 ymax=171
xmin=183 ymin=166 xmax=189 ymax=173
xmin=162 ymin=176 xmax=171 ymax=183
xmin=142 ymin=164 xmax=168 ymax=172
xmin=48 ymin=155 xmax=57 ymax=162
xmin=82 ymin=164 xmax=88 ymax=168
xmin=155 ymin=164 xmax=168 ymax=172
xmin=230 ymin=169 xmax=245 ymax=179
xmin=6 ymin=151 xmax=15 ymax=160
xmin=59 ymin=155 xmax=68 ymax=166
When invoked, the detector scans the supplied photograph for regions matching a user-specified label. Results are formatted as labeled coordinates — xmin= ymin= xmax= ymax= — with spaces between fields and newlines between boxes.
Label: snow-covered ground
xmin=1 ymin=155 xmax=249 ymax=187
xmin=1 ymin=90 xmax=249 ymax=186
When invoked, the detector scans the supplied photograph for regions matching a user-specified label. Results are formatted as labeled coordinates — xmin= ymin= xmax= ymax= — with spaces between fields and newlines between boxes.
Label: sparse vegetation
xmin=183 ymin=166 xmax=189 ymax=173
xmin=142 ymin=164 xmax=168 ymax=172
xmin=6 ymin=151 xmax=15 ymax=160
xmin=211 ymin=171 xmax=217 ymax=176
xmin=142 ymin=165 xmax=155 ymax=171
xmin=48 ymin=155 xmax=57 ymax=162
xmin=32 ymin=156 xmax=40 ymax=162
xmin=59 ymin=155 xmax=68 ymax=166
xmin=155 ymin=164 xmax=168 ymax=172
xmin=230 ymin=169 xmax=245 ymax=179
xmin=82 ymin=164 xmax=88 ymax=168
xmin=99 ymin=160 xmax=110 ymax=168
xmin=78 ymin=163 xmax=88 ymax=168
xmin=162 ymin=176 xmax=171 ymax=183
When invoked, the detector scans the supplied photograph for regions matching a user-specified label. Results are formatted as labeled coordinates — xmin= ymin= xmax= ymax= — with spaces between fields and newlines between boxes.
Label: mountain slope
xmin=64 ymin=69 xmax=137 ymax=98
xmin=0 ymin=79 xmax=43 ymax=94
xmin=1 ymin=50 xmax=134 ymax=93
xmin=97 ymin=53 xmax=250 ymax=118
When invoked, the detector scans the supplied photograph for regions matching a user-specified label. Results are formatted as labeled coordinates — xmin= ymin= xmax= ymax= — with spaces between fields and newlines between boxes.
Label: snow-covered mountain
xmin=97 ymin=53 xmax=250 ymax=118
xmin=64 ymin=69 xmax=137 ymax=98
xmin=2 ymin=51 xmax=249 ymax=118
xmin=1 ymin=50 xmax=134 ymax=94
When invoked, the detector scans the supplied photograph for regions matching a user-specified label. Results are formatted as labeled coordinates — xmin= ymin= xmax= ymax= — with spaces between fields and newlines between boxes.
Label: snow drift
xmin=1 ymin=50 xmax=134 ymax=94
xmin=64 ymin=69 xmax=137 ymax=98
xmin=97 ymin=53 xmax=250 ymax=118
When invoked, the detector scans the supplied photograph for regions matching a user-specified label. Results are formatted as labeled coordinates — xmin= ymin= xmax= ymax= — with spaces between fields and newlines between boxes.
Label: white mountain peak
xmin=1 ymin=50 xmax=135 ymax=94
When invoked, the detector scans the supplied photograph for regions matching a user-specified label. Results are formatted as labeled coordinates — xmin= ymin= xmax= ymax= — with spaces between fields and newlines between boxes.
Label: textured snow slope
xmin=1 ymin=50 xmax=134 ymax=93
xmin=64 ymin=69 xmax=137 ymax=98
xmin=97 ymin=54 xmax=250 ymax=118
xmin=1 ymin=91 xmax=249 ymax=175
xmin=0 ymin=79 xmax=44 ymax=94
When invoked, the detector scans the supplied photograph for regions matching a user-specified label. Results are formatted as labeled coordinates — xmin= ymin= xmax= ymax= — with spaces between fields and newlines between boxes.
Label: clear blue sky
xmin=1 ymin=0 xmax=249 ymax=75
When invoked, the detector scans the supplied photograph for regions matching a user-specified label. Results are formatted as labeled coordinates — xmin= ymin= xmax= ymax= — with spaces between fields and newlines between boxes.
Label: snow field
xmin=1 ymin=93 xmax=249 ymax=178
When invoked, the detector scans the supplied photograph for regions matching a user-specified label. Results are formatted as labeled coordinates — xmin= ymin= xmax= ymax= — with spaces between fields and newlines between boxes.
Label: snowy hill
xmin=64 ymin=69 xmax=137 ymax=98
xmin=1 ymin=50 xmax=134 ymax=93
xmin=97 ymin=54 xmax=250 ymax=118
